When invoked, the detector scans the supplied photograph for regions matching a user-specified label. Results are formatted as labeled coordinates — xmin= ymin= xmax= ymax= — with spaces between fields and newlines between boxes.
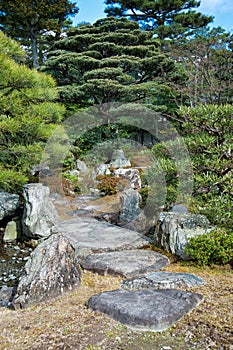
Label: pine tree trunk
xmin=55 ymin=14 xmax=65 ymax=41
xmin=30 ymin=18 xmax=39 ymax=69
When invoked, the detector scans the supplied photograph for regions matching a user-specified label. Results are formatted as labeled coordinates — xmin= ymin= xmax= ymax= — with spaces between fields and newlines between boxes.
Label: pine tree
xmin=42 ymin=17 xmax=185 ymax=111
xmin=171 ymin=27 xmax=233 ymax=106
xmin=104 ymin=0 xmax=213 ymax=40
xmin=0 ymin=32 xmax=65 ymax=191
xmin=0 ymin=0 xmax=79 ymax=68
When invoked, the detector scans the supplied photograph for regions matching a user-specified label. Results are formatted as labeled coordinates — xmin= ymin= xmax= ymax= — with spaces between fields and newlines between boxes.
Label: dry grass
xmin=0 ymin=263 xmax=232 ymax=350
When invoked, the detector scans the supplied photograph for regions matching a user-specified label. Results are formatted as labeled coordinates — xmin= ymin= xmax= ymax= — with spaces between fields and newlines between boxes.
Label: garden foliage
xmin=0 ymin=32 xmax=65 ymax=191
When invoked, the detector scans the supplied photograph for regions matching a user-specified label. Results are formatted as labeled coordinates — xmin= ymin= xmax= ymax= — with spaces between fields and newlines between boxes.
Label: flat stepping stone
xmin=122 ymin=271 xmax=205 ymax=290
xmin=59 ymin=217 xmax=150 ymax=257
xmin=88 ymin=289 xmax=203 ymax=332
xmin=81 ymin=250 xmax=170 ymax=278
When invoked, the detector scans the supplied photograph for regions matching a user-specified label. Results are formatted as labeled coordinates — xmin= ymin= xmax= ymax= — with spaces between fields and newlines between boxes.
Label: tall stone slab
xmin=22 ymin=183 xmax=59 ymax=238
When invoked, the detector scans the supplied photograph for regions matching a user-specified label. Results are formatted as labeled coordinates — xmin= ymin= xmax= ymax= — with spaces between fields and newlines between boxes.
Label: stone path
xmin=122 ymin=271 xmax=205 ymax=290
xmin=59 ymin=217 xmax=150 ymax=257
xmin=57 ymin=212 xmax=205 ymax=332
xmin=80 ymin=250 xmax=170 ymax=278
xmin=88 ymin=289 xmax=203 ymax=332
xmin=0 ymin=181 xmax=206 ymax=332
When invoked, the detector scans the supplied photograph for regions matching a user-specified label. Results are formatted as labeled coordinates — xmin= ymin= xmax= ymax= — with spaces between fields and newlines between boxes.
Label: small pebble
xmin=9 ymin=275 xmax=16 ymax=280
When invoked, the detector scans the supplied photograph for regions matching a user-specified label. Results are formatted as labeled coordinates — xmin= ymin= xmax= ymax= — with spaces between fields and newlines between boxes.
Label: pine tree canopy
xmin=0 ymin=32 xmax=65 ymax=191
xmin=104 ymin=0 xmax=213 ymax=39
xmin=0 ymin=0 xmax=79 ymax=68
xmin=42 ymin=17 xmax=185 ymax=110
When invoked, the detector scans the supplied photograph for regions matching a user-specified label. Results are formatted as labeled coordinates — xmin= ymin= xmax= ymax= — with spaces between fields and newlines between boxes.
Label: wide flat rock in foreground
xmin=81 ymin=250 xmax=170 ymax=278
xmin=88 ymin=289 xmax=203 ymax=332
xmin=122 ymin=271 xmax=205 ymax=290
xmin=59 ymin=217 xmax=150 ymax=257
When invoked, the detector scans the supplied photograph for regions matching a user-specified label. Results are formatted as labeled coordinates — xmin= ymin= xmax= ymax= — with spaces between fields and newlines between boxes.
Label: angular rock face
xmin=81 ymin=250 xmax=170 ymax=278
xmin=119 ymin=189 xmax=142 ymax=222
xmin=93 ymin=164 xmax=111 ymax=177
xmin=88 ymin=289 xmax=203 ymax=332
xmin=12 ymin=234 xmax=81 ymax=309
xmin=0 ymin=192 xmax=20 ymax=221
xmin=154 ymin=212 xmax=211 ymax=259
xmin=170 ymin=205 xmax=188 ymax=214
xmin=110 ymin=149 xmax=131 ymax=168
xmin=121 ymin=209 xmax=159 ymax=235
xmin=119 ymin=189 xmax=159 ymax=234
xmin=113 ymin=168 xmax=141 ymax=189
xmin=122 ymin=272 xmax=205 ymax=290
xmin=76 ymin=159 xmax=88 ymax=173
xmin=3 ymin=221 xmax=18 ymax=242
xmin=22 ymin=183 xmax=60 ymax=238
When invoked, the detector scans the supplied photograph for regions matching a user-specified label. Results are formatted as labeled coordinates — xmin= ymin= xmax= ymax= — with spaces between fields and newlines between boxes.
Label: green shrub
xmin=63 ymin=154 xmax=76 ymax=171
xmin=178 ymin=105 xmax=233 ymax=230
xmin=140 ymin=157 xmax=177 ymax=210
xmin=185 ymin=229 xmax=233 ymax=266
xmin=138 ymin=186 xmax=148 ymax=208
xmin=0 ymin=167 xmax=28 ymax=192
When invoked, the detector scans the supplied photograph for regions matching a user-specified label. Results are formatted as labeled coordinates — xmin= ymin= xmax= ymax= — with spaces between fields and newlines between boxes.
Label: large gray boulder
xmin=122 ymin=271 xmax=205 ymax=290
xmin=80 ymin=250 xmax=169 ymax=278
xmin=88 ymin=289 xmax=203 ymax=332
xmin=12 ymin=233 xmax=81 ymax=309
xmin=22 ymin=183 xmax=59 ymax=238
xmin=0 ymin=192 xmax=20 ymax=221
xmin=154 ymin=212 xmax=211 ymax=259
